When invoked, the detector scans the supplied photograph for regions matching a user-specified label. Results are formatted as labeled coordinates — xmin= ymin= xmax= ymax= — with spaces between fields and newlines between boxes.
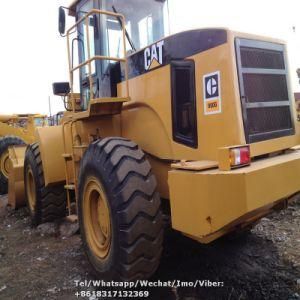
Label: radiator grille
xmin=247 ymin=106 xmax=293 ymax=135
xmin=240 ymin=47 xmax=285 ymax=69
xmin=236 ymin=39 xmax=294 ymax=143
xmin=243 ymin=74 xmax=288 ymax=102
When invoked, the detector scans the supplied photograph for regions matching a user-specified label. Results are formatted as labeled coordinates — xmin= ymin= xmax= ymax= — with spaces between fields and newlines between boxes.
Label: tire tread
xmin=24 ymin=143 xmax=66 ymax=225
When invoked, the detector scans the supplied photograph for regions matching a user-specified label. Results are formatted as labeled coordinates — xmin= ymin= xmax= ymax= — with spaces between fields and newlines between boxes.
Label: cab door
xmin=77 ymin=0 xmax=101 ymax=109
xmin=76 ymin=0 xmax=127 ymax=108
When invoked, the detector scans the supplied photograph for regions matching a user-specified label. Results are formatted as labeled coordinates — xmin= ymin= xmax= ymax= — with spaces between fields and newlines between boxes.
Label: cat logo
xmin=144 ymin=40 xmax=164 ymax=71
xmin=203 ymin=71 xmax=222 ymax=115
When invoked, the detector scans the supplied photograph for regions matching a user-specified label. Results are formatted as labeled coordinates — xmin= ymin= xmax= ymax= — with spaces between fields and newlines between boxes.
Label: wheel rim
xmin=0 ymin=150 xmax=10 ymax=179
xmin=26 ymin=167 xmax=36 ymax=211
xmin=83 ymin=177 xmax=112 ymax=259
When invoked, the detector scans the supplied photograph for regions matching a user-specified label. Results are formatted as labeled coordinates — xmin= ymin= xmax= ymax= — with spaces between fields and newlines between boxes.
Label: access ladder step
xmin=65 ymin=184 xmax=75 ymax=190
xmin=65 ymin=214 xmax=78 ymax=223
xmin=62 ymin=153 xmax=72 ymax=160
xmin=73 ymin=144 xmax=88 ymax=149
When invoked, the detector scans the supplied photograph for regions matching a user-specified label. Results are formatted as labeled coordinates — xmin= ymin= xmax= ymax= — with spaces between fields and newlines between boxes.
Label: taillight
xmin=230 ymin=146 xmax=251 ymax=168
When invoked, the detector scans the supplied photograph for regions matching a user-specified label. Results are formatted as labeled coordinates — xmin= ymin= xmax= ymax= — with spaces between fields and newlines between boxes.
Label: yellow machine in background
xmin=0 ymin=114 xmax=47 ymax=199
xmin=0 ymin=114 xmax=48 ymax=140
xmin=23 ymin=0 xmax=300 ymax=280
xmin=48 ymin=111 xmax=65 ymax=126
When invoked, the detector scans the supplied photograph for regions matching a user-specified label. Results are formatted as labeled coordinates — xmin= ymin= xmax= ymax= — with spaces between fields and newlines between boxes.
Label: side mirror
xmin=52 ymin=82 xmax=70 ymax=96
xmin=58 ymin=7 xmax=66 ymax=35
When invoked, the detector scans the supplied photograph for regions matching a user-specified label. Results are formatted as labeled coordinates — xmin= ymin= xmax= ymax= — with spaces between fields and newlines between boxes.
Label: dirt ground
xmin=0 ymin=194 xmax=299 ymax=300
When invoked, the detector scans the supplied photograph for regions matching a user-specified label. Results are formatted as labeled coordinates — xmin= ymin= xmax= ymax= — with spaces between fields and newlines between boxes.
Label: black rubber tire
xmin=24 ymin=143 xmax=67 ymax=226
xmin=78 ymin=137 xmax=164 ymax=281
xmin=0 ymin=136 xmax=25 ymax=195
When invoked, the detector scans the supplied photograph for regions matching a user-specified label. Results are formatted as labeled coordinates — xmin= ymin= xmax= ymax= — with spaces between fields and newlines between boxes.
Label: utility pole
xmin=48 ymin=96 xmax=52 ymax=117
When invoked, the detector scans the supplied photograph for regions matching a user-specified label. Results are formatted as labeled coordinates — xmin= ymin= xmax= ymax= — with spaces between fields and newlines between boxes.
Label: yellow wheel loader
xmin=0 ymin=114 xmax=47 ymax=195
xmin=24 ymin=0 xmax=300 ymax=280
xmin=48 ymin=111 xmax=65 ymax=126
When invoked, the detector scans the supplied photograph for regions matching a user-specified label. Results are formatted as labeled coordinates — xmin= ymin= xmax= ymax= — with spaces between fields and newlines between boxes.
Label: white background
xmin=0 ymin=0 xmax=299 ymax=115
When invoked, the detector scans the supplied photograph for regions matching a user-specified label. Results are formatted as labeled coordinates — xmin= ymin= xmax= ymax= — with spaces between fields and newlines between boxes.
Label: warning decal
xmin=203 ymin=71 xmax=222 ymax=115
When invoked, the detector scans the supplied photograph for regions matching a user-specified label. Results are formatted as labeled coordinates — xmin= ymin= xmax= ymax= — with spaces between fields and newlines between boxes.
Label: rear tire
xmin=24 ymin=143 xmax=67 ymax=226
xmin=0 ymin=136 xmax=25 ymax=195
xmin=78 ymin=137 xmax=164 ymax=281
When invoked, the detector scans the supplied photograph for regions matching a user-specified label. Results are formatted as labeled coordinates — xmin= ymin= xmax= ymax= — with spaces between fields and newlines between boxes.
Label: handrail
xmin=66 ymin=9 xmax=129 ymax=112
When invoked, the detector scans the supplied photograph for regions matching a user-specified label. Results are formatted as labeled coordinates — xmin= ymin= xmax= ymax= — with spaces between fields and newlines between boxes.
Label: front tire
xmin=78 ymin=137 xmax=164 ymax=281
xmin=24 ymin=143 xmax=66 ymax=226
xmin=0 ymin=136 xmax=25 ymax=195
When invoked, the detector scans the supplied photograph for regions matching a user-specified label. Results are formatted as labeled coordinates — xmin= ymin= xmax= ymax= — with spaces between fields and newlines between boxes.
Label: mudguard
xmin=36 ymin=126 xmax=65 ymax=186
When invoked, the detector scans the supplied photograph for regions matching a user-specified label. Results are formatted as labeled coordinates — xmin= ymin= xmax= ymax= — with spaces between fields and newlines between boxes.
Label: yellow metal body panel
xmin=218 ymin=147 xmax=234 ymax=171
xmin=169 ymin=150 xmax=300 ymax=242
xmin=120 ymin=41 xmax=244 ymax=161
xmin=40 ymin=116 xmax=122 ymax=186
xmin=36 ymin=126 xmax=65 ymax=186
xmin=120 ymin=31 xmax=300 ymax=162
xmin=8 ymin=145 xmax=27 ymax=209
xmin=0 ymin=114 xmax=48 ymax=144
xmin=250 ymin=135 xmax=300 ymax=157
xmin=0 ymin=122 xmax=35 ymax=144
xmin=116 ymin=30 xmax=300 ymax=206
xmin=171 ymin=160 xmax=218 ymax=171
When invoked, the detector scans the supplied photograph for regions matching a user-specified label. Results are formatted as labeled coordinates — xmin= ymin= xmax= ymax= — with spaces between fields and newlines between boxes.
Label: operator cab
xmin=61 ymin=0 xmax=169 ymax=110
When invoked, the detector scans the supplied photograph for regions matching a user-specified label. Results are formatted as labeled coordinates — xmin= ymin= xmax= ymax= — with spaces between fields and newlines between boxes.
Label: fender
xmin=36 ymin=126 xmax=65 ymax=186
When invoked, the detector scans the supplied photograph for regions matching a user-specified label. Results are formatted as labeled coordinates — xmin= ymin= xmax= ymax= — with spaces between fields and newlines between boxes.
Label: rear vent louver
xmin=236 ymin=39 xmax=294 ymax=143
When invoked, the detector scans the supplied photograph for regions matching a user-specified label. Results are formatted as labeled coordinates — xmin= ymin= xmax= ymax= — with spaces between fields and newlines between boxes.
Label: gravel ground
xmin=0 ymin=194 xmax=299 ymax=300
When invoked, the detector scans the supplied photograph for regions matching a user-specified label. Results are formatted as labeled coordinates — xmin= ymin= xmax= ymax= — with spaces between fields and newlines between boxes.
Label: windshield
xmin=101 ymin=0 xmax=169 ymax=54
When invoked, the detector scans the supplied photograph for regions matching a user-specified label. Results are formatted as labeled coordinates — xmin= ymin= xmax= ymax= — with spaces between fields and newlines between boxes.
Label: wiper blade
xmin=112 ymin=5 xmax=136 ymax=52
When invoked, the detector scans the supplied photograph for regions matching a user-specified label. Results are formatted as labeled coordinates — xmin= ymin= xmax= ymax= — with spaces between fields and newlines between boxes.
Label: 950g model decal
xmin=144 ymin=41 xmax=164 ymax=71
xmin=203 ymin=71 xmax=222 ymax=115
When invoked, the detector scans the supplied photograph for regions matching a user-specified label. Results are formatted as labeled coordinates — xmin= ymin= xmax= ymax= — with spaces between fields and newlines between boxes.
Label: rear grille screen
xmin=247 ymin=106 xmax=293 ymax=136
xmin=240 ymin=47 xmax=285 ymax=69
xmin=243 ymin=74 xmax=288 ymax=102
xmin=236 ymin=39 xmax=294 ymax=143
